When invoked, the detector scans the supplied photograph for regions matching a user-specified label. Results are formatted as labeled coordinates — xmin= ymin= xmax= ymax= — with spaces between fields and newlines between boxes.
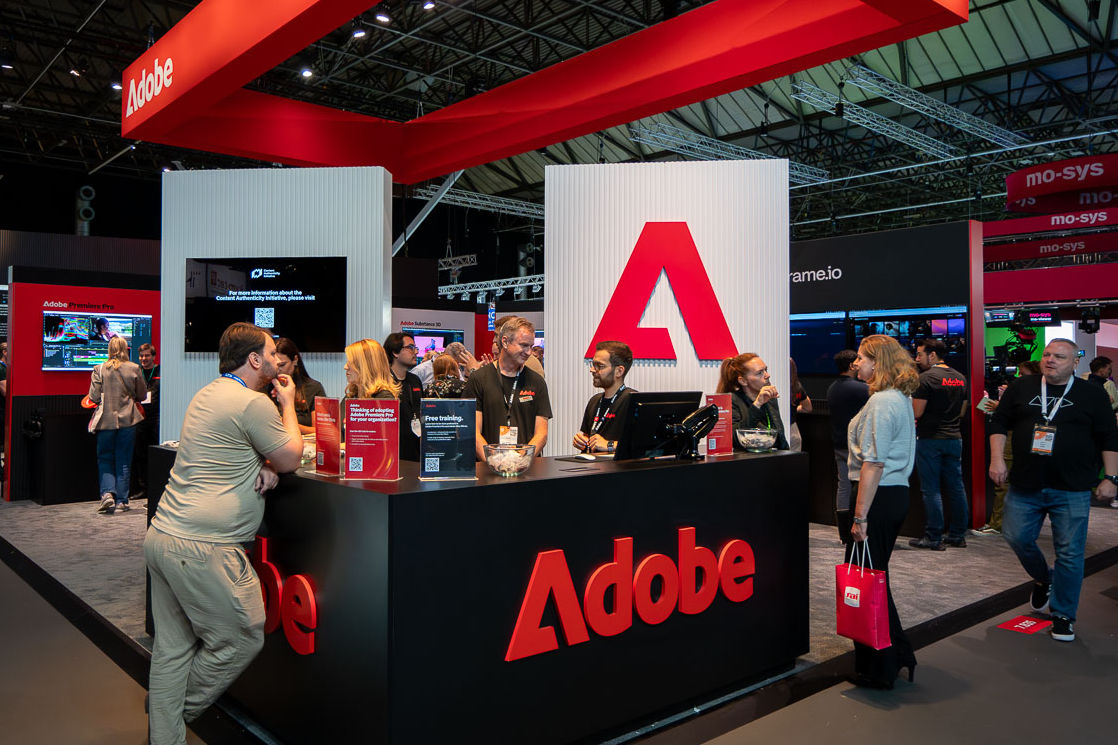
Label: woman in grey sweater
xmin=845 ymin=334 xmax=918 ymax=689
xmin=89 ymin=336 xmax=147 ymax=514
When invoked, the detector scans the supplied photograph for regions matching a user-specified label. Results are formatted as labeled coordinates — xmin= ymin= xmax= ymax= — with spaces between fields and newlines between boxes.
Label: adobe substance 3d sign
xmin=584 ymin=222 xmax=738 ymax=361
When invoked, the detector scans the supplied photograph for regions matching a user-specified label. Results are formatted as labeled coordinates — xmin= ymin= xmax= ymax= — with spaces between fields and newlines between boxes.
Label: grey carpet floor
xmin=4 ymin=496 xmax=1118 ymax=671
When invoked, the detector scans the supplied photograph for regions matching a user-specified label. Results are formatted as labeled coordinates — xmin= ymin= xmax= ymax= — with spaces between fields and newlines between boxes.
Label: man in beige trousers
xmin=144 ymin=323 xmax=302 ymax=745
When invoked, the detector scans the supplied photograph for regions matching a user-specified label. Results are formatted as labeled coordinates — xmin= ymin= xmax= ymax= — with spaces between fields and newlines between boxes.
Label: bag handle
xmin=845 ymin=539 xmax=875 ymax=577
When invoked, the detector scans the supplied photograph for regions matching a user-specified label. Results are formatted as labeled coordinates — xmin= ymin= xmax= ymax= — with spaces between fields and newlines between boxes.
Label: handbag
xmin=82 ymin=395 xmax=103 ymax=433
xmin=835 ymin=541 xmax=891 ymax=650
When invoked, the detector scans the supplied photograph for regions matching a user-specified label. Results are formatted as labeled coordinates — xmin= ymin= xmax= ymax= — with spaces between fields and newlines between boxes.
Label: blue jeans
xmin=96 ymin=426 xmax=137 ymax=505
xmin=1002 ymin=486 xmax=1090 ymax=620
xmin=915 ymin=438 xmax=969 ymax=541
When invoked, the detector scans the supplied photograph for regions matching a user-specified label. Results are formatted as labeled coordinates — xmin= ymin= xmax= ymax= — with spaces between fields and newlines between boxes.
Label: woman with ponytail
xmin=717 ymin=353 xmax=789 ymax=451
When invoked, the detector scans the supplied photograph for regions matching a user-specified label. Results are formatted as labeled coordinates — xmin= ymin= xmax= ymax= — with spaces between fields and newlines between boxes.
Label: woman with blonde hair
xmin=89 ymin=336 xmax=147 ymax=514
xmin=343 ymin=338 xmax=400 ymax=400
xmin=844 ymin=334 xmax=919 ymax=689
xmin=716 ymin=352 xmax=789 ymax=451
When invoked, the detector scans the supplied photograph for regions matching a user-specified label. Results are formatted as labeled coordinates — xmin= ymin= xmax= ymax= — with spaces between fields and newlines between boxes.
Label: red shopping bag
xmin=835 ymin=542 xmax=891 ymax=650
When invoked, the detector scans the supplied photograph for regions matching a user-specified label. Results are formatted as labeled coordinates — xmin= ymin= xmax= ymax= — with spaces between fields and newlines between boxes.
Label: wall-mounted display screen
xmin=43 ymin=312 xmax=153 ymax=371
xmin=850 ymin=305 xmax=969 ymax=374
xmin=401 ymin=327 xmax=465 ymax=356
xmin=790 ymin=312 xmax=847 ymax=375
xmin=184 ymin=257 xmax=347 ymax=353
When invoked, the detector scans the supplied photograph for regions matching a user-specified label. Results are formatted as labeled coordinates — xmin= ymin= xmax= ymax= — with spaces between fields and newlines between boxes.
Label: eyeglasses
xmin=403 ymin=344 xmax=418 ymax=351
xmin=587 ymin=360 xmax=610 ymax=371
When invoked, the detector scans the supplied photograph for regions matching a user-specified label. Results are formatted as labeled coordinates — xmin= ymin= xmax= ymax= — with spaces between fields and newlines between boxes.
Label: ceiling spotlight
xmin=111 ymin=82 xmax=122 ymax=91
xmin=69 ymin=68 xmax=82 ymax=77
xmin=300 ymin=67 xmax=313 ymax=78
xmin=0 ymin=54 xmax=12 ymax=71
xmin=514 ymin=286 xmax=525 ymax=296
xmin=460 ymin=292 xmax=469 ymax=301
xmin=375 ymin=11 xmax=391 ymax=23
xmin=162 ymin=166 xmax=171 ymax=172
xmin=532 ymin=284 xmax=541 ymax=293
xmin=476 ymin=292 xmax=486 ymax=303
xmin=352 ymin=27 xmax=367 ymax=39
xmin=423 ymin=1 xmax=436 ymax=9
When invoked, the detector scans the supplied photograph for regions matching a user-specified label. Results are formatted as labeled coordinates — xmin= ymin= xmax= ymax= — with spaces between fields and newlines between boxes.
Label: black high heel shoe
xmin=847 ymin=673 xmax=894 ymax=690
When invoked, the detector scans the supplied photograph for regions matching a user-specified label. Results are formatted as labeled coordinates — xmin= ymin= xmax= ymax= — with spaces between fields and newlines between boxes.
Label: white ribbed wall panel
xmin=161 ymin=167 xmax=392 ymax=442
xmin=544 ymin=161 xmax=789 ymax=456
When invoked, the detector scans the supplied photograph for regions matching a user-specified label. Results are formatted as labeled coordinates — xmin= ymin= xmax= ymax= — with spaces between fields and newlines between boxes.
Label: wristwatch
xmin=1105 ymin=474 xmax=1118 ymax=486
xmin=852 ymin=516 xmax=868 ymax=525
xmin=607 ymin=441 xmax=616 ymax=453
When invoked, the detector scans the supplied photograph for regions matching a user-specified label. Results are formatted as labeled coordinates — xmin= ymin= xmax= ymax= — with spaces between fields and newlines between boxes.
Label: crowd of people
xmin=127 ymin=316 xmax=1118 ymax=741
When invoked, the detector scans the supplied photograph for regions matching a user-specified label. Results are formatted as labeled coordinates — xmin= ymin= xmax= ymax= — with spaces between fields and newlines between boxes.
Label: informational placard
xmin=705 ymin=393 xmax=733 ymax=456
xmin=420 ymin=398 xmax=477 ymax=480
xmin=344 ymin=399 xmax=400 ymax=481
xmin=314 ymin=397 xmax=341 ymax=475
xmin=997 ymin=615 xmax=1053 ymax=634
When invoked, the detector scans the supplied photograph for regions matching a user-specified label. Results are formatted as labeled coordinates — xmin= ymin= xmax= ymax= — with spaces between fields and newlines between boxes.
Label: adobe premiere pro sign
xmin=790 ymin=223 xmax=971 ymax=314
xmin=184 ymin=257 xmax=347 ymax=352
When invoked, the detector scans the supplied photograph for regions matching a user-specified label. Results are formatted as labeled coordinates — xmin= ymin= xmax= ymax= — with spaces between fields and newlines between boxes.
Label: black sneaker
xmin=1050 ymin=616 xmax=1075 ymax=642
xmin=1030 ymin=581 xmax=1051 ymax=613
xmin=943 ymin=536 xmax=967 ymax=548
xmin=909 ymin=537 xmax=945 ymax=551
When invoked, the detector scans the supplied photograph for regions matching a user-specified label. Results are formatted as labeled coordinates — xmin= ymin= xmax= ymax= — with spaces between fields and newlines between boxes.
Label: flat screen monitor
xmin=850 ymin=305 xmax=968 ymax=374
xmin=613 ymin=391 xmax=703 ymax=461
xmin=401 ymin=327 xmax=465 ymax=355
xmin=790 ymin=312 xmax=848 ymax=375
xmin=42 ymin=311 xmax=153 ymax=371
xmin=184 ymin=257 xmax=347 ymax=353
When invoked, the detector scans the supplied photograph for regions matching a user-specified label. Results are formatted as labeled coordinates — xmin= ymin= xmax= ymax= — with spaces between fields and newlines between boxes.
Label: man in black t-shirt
xmin=384 ymin=332 xmax=424 ymax=462
xmin=990 ymin=339 xmax=1118 ymax=642
xmin=825 ymin=349 xmax=869 ymax=535
xmin=573 ymin=341 xmax=635 ymax=455
xmin=910 ymin=338 xmax=970 ymax=551
xmin=464 ymin=316 xmax=552 ymax=459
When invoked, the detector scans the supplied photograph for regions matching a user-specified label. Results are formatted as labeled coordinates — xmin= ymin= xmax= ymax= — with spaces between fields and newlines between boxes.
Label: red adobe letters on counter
xmin=252 ymin=537 xmax=318 ymax=655
xmin=505 ymin=527 xmax=755 ymax=661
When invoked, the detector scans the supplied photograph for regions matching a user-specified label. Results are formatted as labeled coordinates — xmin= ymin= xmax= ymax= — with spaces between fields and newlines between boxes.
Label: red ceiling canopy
xmin=121 ymin=0 xmax=967 ymax=183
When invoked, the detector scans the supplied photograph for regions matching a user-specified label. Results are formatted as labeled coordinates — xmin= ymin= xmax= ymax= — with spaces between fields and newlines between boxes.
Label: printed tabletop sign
xmin=344 ymin=399 xmax=400 ymax=480
xmin=314 ymin=397 xmax=341 ymax=475
xmin=420 ymin=398 xmax=477 ymax=480
xmin=706 ymin=393 xmax=733 ymax=456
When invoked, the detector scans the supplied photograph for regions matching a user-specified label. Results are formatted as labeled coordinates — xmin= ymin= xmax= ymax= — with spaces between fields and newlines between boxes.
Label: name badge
xmin=411 ymin=416 xmax=422 ymax=437
xmin=1031 ymin=424 xmax=1056 ymax=456
xmin=499 ymin=425 xmax=519 ymax=445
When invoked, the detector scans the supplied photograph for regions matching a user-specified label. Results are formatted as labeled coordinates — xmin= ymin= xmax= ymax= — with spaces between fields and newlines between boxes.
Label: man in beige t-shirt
xmin=144 ymin=323 xmax=302 ymax=745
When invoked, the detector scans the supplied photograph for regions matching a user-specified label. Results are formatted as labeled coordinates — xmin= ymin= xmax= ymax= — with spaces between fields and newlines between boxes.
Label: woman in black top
xmin=423 ymin=354 xmax=467 ymax=399
xmin=275 ymin=337 xmax=327 ymax=434
xmin=716 ymin=353 xmax=789 ymax=451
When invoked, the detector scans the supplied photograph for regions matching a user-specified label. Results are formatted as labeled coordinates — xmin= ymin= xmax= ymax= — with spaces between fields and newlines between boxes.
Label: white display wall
xmin=544 ymin=161 xmax=789 ymax=455
xmin=161 ymin=167 xmax=392 ymax=442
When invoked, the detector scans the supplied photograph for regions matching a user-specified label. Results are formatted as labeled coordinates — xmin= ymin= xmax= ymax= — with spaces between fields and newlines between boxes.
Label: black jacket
xmin=729 ymin=389 xmax=789 ymax=451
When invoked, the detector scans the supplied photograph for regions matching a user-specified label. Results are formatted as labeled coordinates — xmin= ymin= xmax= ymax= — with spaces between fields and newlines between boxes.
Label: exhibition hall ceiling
xmin=0 ymin=0 xmax=1115 ymax=240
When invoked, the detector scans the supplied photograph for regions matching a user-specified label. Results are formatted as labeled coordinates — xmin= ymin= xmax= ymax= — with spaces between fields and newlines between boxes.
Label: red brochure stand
xmin=344 ymin=399 xmax=400 ymax=480
xmin=705 ymin=393 xmax=733 ymax=456
xmin=314 ymin=397 xmax=342 ymax=475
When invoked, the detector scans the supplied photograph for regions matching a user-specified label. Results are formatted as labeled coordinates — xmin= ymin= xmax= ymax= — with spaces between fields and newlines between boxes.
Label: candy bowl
xmin=735 ymin=428 xmax=778 ymax=453
xmin=484 ymin=443 xmax=536 ymax=477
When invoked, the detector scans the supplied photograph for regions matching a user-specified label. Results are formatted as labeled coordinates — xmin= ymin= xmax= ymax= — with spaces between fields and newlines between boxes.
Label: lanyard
xmin=222 ymin=372 xmax=247 ymax=388
xmin=590 ymin=385 xmax=626 ymax=434
xmin=143 ymin=367 xmax=157 ymax=384
xmin=1040 ymin=376 xmax=1074 ymax=424
xmin=498 ymin=364 xmax=522 ymax=427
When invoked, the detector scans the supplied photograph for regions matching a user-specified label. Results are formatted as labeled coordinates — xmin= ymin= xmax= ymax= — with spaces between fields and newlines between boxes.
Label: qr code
xmin=316 ymin=452 xmax=324 ymax=465
xmin=254 ymin=307 xmax=275 ymax=328
xmin=348 ymin=456 xmax=363 ymax=471
xmin=709 ymin=438 xmax=717 ymax=449
xmin=424 ymin=457 xmax=440 ymax=472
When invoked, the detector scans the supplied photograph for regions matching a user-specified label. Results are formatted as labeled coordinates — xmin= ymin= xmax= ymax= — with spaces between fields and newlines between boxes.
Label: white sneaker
xmin=1111 ymin=498 xmax=1118 ymax=509
xmin=97 ymin=493 xmax=116 ymax=514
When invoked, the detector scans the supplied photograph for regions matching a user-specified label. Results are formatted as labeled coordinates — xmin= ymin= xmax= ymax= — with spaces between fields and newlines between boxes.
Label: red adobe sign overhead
xmin=121 ymin=0 xmax=967 ymax=183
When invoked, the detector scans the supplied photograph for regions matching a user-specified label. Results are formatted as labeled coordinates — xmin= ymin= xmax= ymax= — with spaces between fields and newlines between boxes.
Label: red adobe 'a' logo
xmin=584 ymin=222 xmax=738 ymax=360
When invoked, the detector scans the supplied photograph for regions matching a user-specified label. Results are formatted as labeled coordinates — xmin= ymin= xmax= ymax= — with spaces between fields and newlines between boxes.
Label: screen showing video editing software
xmin=849 ymin=306 xmax=969 ymax=374
xmin=42 ymin=312 xmax=153 ymax=371
xmin=401 ymin=327 xmax=465 ymax=355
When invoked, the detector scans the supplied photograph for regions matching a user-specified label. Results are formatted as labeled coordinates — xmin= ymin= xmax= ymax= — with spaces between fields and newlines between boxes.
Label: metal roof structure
xmin=1 ymin=0 xmax=1115 ymax=241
